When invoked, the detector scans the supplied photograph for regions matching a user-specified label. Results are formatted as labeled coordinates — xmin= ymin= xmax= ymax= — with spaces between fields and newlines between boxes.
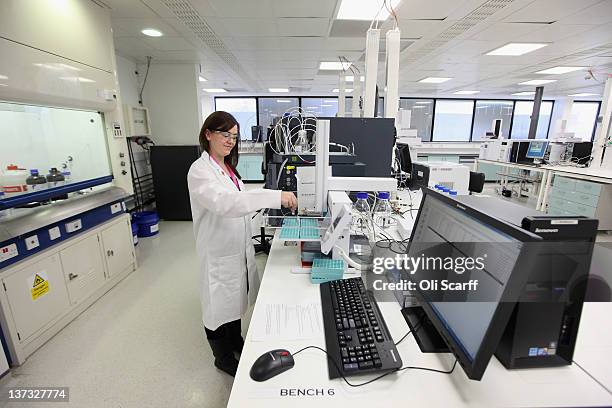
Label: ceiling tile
xmin=277 ymin=18 xmax=330 ymax=37
xmin=329 ymin=20 xmax=371 ymax=38
xmin=206 ymin=0 xmax=275 ymax=18
xmin=208 ymin=18 xmax=278 ymax=37
xmin=229 ymin=37 xmax=282 ymax=51
xmin=397 ymin=20 xmax=450 ymax=39
xmin=104 ymin=0 xmax=158 ymax=18
xmin=396 ymin=0 xmax=467 ymax=19
xmin=558 ymin=1 xmax=612 ymax=25
xmin=141 ymin=36 xmax=195 ymax=51
xmin=469 ymin=22 xmax=548 ymax=42
xmin=272 ymin=0 xmax=338 ymax=17
xmin=516 ymin=22 xmax=595 ymax=42
xmin=277 ymin=37 xmax=325 ymax=50
xmin=503 ymin=0 xmax=602 ymax=23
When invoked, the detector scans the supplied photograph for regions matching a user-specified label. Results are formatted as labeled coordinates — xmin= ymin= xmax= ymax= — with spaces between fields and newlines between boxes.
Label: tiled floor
xmin=0 ymin=221 xmax=266 ymax=408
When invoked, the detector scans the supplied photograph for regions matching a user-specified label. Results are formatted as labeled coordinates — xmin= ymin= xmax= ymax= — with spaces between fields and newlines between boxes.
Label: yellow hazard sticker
xmin=31 ymin=272 xmax=50 ymax=301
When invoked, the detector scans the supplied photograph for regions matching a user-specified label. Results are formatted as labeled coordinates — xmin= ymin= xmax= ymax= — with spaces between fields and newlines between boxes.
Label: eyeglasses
xmin=212 ymin=130 xmax=239 ymax=142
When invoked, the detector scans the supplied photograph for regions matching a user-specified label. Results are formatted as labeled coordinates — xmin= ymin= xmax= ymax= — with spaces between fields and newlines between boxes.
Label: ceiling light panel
xmin=536 ymin=66 xmax=586 ymax=75
xmin=336 ymin=0 xmax=401 ymax=21
xmin=269 ymin=88 xmax=289 ymax=92
xmin=141 ymin=28 xmax=163 ymax=37
xmin=203 ymin=88 xmax=227 ymax=93
xmin=512 ymin=91 xmax=535 ymax=96
xmin=486 ymin=43 xmax=548 ymax=56
xmin=568 ymin=93 xmax=599 ymax=97
xmin=518 ymin=79 xmax=557 ymax=85
xmin=320 ymin=61 xmax=352 ymax=70
xmin=454 ymin=90 xmax=480 ymax=95
xmin=418 ymin=77 xmax=453 ymax=83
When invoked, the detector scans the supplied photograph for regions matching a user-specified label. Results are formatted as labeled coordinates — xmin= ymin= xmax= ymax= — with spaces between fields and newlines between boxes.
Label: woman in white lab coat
xmin=187 ymin=111 xmax=297 ymax=376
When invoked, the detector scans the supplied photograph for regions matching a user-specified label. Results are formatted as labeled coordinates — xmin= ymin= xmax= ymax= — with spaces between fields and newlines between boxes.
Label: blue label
xmin=528 ymin=348 xmax=538 ymax=357
xmin=537 ymin=348 xmax=548 ymax=356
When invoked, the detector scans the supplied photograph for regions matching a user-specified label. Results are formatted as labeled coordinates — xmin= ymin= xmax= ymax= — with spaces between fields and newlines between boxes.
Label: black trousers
xmin=205 ymin=319 xmax=242 ymax=341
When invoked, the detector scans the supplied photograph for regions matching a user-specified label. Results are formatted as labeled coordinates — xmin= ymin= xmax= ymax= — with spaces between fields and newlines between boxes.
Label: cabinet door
xmin=2 ymin=254 xmax=70 ymax=342
xmin=59 ymin=235 xmax=106 ymax=305
xmin=101 ymin=219 xmax=135 ymax=278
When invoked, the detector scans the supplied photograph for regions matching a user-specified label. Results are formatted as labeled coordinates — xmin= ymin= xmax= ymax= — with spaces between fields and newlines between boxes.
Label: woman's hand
xmin=281 ymin=191 xmax=298 ymax=212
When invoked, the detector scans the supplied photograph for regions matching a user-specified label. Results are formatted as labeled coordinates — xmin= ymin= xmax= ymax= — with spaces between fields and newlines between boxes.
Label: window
xmin=472 ymin=101 xmax=514 ymax=141
xmin=301 ymin=97 xmax=339 ymax=117
xmin=398 ymin=99 xmax=434 ymax=141
xmin=432 ymin=99 xmax=474 ymax=142
xmin=214 ymin=98 xmax=257 ymax=140
xmin=566 ymin=101 xmax=599 ymax=142
xmin=510 ymin=101 xmax=553 ymax=140
xmin=258 ymin=97 xmax=299 ymax=129
xmin=377 ymin=97 xmax=385 ymax=117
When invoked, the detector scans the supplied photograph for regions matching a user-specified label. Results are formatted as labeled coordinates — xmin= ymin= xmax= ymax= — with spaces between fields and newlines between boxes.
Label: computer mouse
xmin=249 ymin=349 xmax=295 ymax=382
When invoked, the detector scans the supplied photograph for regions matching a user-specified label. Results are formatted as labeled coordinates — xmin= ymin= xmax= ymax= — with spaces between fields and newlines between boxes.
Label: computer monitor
xmin=399 ymin=188 xmax=542 ymax=380
xmin=526 ymin=141 xmax=548 ymax=159
xmin=251 ymin=125 xmax=265 ymax=142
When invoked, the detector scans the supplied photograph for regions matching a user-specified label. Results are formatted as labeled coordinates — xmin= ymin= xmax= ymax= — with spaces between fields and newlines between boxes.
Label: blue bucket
xmin=131 ymin=222 xmax=139 ymax=246
xmin=133 ymin=211 xmax=160 ymax=237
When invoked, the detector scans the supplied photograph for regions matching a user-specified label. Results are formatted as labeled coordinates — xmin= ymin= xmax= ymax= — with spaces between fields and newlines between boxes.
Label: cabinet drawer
xmin=566 ymin=201 xmax=596 ymax=217
xmin=574 ymin=180 xmax=602 ymax=196
xmin=547 ymin=206 xmax=572 ymax=216
xmin=553 ymin=176 xmax=575 ymax=192
xmin=550 ymin=187 xmax=599 ymax=208
xmin=547 ymin=196 xmax=570 ymax=210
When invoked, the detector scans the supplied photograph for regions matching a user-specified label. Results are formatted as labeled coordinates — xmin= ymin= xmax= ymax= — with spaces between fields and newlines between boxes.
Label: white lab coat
xmin=187 ymin=150 xmax=281 ymax=330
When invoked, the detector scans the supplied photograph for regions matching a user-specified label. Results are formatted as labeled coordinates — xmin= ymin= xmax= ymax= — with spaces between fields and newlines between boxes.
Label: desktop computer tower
xmin=494 ymin=216 xmax=598 ymax=369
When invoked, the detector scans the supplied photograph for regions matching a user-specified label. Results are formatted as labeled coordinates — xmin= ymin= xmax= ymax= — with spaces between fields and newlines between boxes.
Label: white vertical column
xmin=352 ymin=79 xmax=362 ymax=118
xmin=592 ymin=76 xmax=612 ymax=169
xmin=338 ymin=75 xmax=346 ymax=117
xmin=384 ymin=28 xmax=400 ymax=120
xmin=363 ymin=28 xmax=380 ymax=117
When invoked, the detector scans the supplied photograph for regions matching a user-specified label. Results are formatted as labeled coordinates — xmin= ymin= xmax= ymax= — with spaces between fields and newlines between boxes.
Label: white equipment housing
xmin=414 ymin=161 xmax=470 ymax=195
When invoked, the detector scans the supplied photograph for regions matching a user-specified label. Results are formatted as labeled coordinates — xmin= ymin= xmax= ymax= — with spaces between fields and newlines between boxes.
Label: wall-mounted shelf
xmin=0 ymin=176 xmax=113 ymax=211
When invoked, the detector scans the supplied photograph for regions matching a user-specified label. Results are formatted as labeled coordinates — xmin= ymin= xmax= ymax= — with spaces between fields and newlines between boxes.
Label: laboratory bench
xmin=474 ymin=159 xmax=612 ymax=230
xmin=228 ymin=192 xmax=612 ymax=407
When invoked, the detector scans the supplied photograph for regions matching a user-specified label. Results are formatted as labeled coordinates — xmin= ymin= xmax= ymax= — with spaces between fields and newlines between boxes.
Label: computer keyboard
xmin=320 ymin=277 xmax=403 ymax=379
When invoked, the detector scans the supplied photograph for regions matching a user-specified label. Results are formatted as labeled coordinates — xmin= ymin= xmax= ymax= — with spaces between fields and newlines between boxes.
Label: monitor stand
xmin=401 ymin=306 xmax=449 ymax=353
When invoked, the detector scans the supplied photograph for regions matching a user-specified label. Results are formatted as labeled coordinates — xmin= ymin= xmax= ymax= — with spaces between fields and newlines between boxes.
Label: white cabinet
xmin=59 ymin=235 xmax=106 ymax=305
xmin=2 ymin=254 xmax=70 ymax=342
xmin=0 ymin=214 xmax=136 ymax=365
xmin=101 ymin=219 xmax=135 ymax=278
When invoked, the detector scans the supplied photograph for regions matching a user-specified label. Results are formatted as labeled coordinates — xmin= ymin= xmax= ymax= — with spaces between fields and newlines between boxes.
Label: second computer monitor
xmin=526 ymin=141 xmax=548 ymax=160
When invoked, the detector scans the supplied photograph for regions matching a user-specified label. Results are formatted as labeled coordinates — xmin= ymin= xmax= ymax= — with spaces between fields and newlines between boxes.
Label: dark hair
xmin=199 ymin=111 xmax=241 ymax=178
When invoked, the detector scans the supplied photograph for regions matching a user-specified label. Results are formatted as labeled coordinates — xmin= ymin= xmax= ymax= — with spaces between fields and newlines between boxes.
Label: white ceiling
xmin=106 ymin=0 xmax=612 ymax=98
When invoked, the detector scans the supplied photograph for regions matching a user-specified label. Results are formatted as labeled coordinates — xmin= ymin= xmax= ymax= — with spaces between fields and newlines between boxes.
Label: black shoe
xmin=208 ymin=338 xmax=239 ymax=377
xmin=214 ymin=354 xmax=239 ymax=377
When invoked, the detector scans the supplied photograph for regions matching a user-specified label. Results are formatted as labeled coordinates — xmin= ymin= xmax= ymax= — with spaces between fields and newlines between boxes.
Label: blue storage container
xmin=133 ymin=211 xmax=160 ymax=237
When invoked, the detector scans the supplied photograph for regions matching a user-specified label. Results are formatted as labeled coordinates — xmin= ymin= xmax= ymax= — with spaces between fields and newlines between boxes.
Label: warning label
xmin=30 ymin=272 xmax=50 ymax=301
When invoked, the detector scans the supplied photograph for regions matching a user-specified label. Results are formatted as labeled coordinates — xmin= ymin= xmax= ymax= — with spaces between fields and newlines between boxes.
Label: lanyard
xmin=210 ymin=155 xmax=241 ymax=191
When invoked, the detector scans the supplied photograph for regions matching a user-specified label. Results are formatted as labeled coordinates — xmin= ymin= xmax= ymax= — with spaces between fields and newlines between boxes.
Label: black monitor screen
xmin=406 ymin=190 xmax=540 ymax=379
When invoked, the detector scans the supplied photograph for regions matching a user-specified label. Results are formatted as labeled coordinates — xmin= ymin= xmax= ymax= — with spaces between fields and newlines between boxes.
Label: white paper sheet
xmin=250 ymin=303 xmax=324 ymax=342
